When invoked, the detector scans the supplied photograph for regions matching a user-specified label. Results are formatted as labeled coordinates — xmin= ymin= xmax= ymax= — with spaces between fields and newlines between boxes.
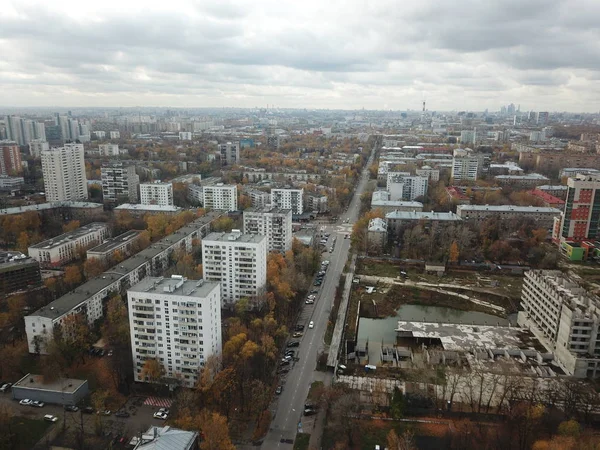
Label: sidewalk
xmin=306 ymin=371 xmax=332 ymax=450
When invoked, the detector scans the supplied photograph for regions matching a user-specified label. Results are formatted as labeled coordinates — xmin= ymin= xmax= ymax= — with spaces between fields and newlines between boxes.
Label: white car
xmin=19 ymin=399 xmax=32 ymax=406
xmin=322 ymin=260 xmax=330 ymax=265
xmin=308 ymin=321 xmax=314 ymax=329
xmin=44 ymin=414 xmax=58 ymax=423
xmin=307 ymin=295 xmax=316 ymax=300
xmin=31 ymin=400 xmax=45 ymax=408
xmin=153 ymin=411 xmax=168 ymax=420
xmin=305 ymin=299 xmax=314 ymax=305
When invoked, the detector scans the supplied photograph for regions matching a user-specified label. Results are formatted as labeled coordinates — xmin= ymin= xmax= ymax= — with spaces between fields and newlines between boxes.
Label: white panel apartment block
xmin=202 ymin=184 xmax=237 ymax=211
xmin=243 ymin=207 xmax=293 ymax=253
xmin=128 ymin=276 xmax=222 ymax=388
xmin=41 ymin=143 xmax=88 ymax=202
xmin=202 ymin=231 xmax=267 ymax=306
xmin=140 ymin=182 xmax=174 ymax=206
xmin=271 ymin=188 xmax=303 ymax=215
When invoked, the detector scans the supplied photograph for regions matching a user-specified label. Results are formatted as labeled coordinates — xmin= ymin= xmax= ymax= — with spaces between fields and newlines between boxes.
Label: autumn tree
xmin=449 ymin=240 xmax=460 ymax=263
xmin=83 ymin=257 xmax=107 ymax=278
xmin=64 ymin=265 xmax=83 ymax=286
xmin=102 ymin=295 xmax=133 ymax=393
xmin=387 ymin=429 xmax=417 ymax=450
xmin=140 ymin=359 xmax=164 ymax=383
xmin=63 ymin=220 xmax=81 ymax=233
xmin=199 ymin=410 xmax=236 ymax=450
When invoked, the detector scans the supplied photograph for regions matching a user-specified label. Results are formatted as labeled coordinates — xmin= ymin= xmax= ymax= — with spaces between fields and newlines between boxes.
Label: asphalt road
xmin=261 ymin=146 xmax=376 ymax=448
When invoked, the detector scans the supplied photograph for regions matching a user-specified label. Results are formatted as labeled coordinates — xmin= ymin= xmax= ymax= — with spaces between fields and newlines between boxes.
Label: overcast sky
xmin=2 ymin=0 xmax=599 ymax=111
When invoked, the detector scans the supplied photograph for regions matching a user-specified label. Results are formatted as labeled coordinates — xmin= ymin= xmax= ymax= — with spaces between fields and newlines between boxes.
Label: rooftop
xmin=13 ymin=373 xmax=87 ymax=394
xmin=538 ymin=185 xmax=568 ymax=191
xmin=395 ymin=321 xmax=543 ymax=352
xmin=385 ymin=210 xmax=462 ymax=221
xmin=495 ymin=173 xmax=549 ymax=180
xmin=244 ymin=207 xmax=292 ymax=215
xmin=203 ymin=231 xmax=266 ymax=244
xmin=29 ymin=222 xmax=109 ymax=250
xmin=28 ymin=211 xmax=224 ymax=320
xmin=115 ymin=204 xmax=181 ymax=213
xmin=129 ymin=276 xmax=219 ymax=298
xmin=0 ymin=202 xmax=103 ymax=216
xmin=0 ymin=251 xmax=37 ymax=269
xmin=457 ymin=205 xmax=561 ymax=214
xmin=529 ymin=189 xmax=565 ymax=205
xmin=87 ymin=230 xmax=142 ymax=254
xmin=368 ymin=218 xmax=387 ymax=232
xmin=134 ymin=426 xmax=198 ymax=450
xmin=140 ymin=181 xmax=172 ymax=187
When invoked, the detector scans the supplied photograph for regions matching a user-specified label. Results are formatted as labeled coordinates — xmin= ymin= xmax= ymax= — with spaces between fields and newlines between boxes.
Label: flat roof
xmin=115 ymin=204 xmax=181 ymax=212
xmin=0 ymin=201 xmax=103 ymax=216
xmin=87 ymin=230 xmax=141 ymax=254
xmin=372 ymin=200 xmax=424 ymax=208
xmin=538 ymin=185 xmax=568 ymax=190
xmin=13 ymin=373 xmax=87 ymax=394
xmin=203 ymin=231 xmax=266 ymax=244
xmin=140 ymin=182 xmax=172 ymax=186
xmin=529 ymin=189 xmax=565 ymax=205
xmin=135 ymin=426 xmax=198 ymax=450
xmin=28 ymin=211 xmax=224 ymax=320
xmin=385 ymin=211 xmax=461 ymax=221
xmin=30 ymin=222 xmax=109 ymax=250
xmin=395 ymin=321 xmax=542 ymax=352
xmin=244 ymin=207 xmax=292 ymax=215
xmin=457 ymin=205 xmax=561 ymax=213
xmin=495 ymin=173 xmax=549 ymax=180
xmin=129 ymin=276 xmax=219 ymax=298
xmin=0 ymin=251 xmax=38 ymax=270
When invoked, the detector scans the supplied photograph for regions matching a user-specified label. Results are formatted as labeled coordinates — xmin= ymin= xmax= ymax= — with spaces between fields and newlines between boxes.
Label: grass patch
xmin=293 ymin=432 xmax=311 ymax=450
xmin=10 ymin=417 xmax=52 ymax=450
xmin=356 ymin=260 xmax=403 ymax=278
xmin=308 ymin=381 xmax=324 ymax=402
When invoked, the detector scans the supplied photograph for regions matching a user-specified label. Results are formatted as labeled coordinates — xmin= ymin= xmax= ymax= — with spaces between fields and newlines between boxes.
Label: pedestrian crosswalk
xmin=143 ymin=397 xmax=173 ymax=408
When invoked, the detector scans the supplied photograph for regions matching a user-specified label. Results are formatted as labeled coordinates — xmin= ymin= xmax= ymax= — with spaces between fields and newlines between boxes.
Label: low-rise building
xmin=133 ymin=426 xmax=198 ymax=450
xmin=28 ymin=222 xmax=110 ymax=268
xmin=367 ymin=218 xmax=387 ymax=252
xmin=529 ymin=189 xmax=565 ymax=209
xmin=537 ymin=184 xmax=568 ymax=200
xmin=518 ymin=270 xmax=600 ymax=378
xmin=306 ymin=194 xmax=328 ymax=213
xmin=456 ymin=204 xmax=561 ymax=229
xmin=243 ymin=207 xmax=293 ymax=253
xmin=445 ymin=186 xmax=470 ymax=205
xmin=0 ymin=175 xmax=24 ymax=189
xmin=11 ymin=374 xmax=89 ymax=406
xmin=128 ymin=276 xmax=222 ymax=388
xmin=86 ymin=230 xmax=142 ymax=263
xmin=114 ymin=204 xmax=182 ymax=216
xmin=0 ymin=251 xmax=41 ymax=296
xmin=415 ymin=165 xmax=440 ymax=182
xmin=386 ymin=211 xmax=461 ymax=237
xmin=371 ymin=190 xmax=424 ymax=213
xmin=495 ymin=173 xmax=549 ymax=187
xmin=98 ymin=144 xmax=120 ymax=157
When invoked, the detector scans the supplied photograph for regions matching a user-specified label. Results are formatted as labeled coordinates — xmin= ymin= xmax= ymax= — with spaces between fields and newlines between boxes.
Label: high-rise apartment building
xmin=128 ymin=276 xmax=222 ymax=388
xmin=140 ymin=182 xmax=174 ymax=206
xmin=98 ymin=143 xmax=120 ymax=156
xmin=556 ymin=174 xmax=600 ymax=244
xmin=219 ymin=142 xmax=240 ymax=166
xmin=451 ymin=148 xmax=482 ymax=181
xmin=518 ymin=270 xmax=600 ymax=378
xmin=3 ymin=116 xmax=45 ymax=146
xmin=271 ymin=188 xmax=303 ymax=215
xmin=41 ymin=143 xmax=87 ymax=201
xmin=29 ymin=139 xmax=49 ymax=158
xmin=243 ymin=207 xmax=293 ymax=253
xmin=386 ymin=173 xmax=428 ymax=201
xmin=243 ymin=187 xmax=271 ymax=208
xmin=202 ymin=231 xmax=267 ymax=306
xmin=101 ymin=162 xmax=140 ymax=203
xmin=0 ymin=140 xmax=23 ymax=176
xmin=202 ymin=184 xmax=237 ymax=211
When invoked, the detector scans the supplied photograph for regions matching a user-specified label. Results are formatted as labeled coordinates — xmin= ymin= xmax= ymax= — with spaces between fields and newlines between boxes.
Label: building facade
xmin=0 ymin=251 xmax=41 ymax=296
xmin=0 ymin=140 xmax=22 ymax=176
xmin=557 ymin=174 xmax=600 ymax=243
xmin=98 ymin=143 xmax=120 ymax=156
xmin=28 ymin=139 xmax=49 ymax=158
xmin=451 ymin=148 xmax=482 ymax=181
xmin=518 ymin=270 xmax=600 ymax=378
xmin=201 ymin=231 xmax=267 ymax=306
xmin=243 ymin=207 xmax=293 ymax=253
xmin=101 ymin=162 xmax=140 ymax=203
xmin=128 ymin=276 xmax=222 ymax=388
xmin=386 ymin=173 xmax=428 ymax=201
xmin=41 ymin=143 xmax=88 ymax=202
xmin=306 ymin=194 xmax=328 ymax=213
xmin=243 ymin=187 xmax=271 ymax=208
xmin=140 ymin=182 xmax=174 ymax=206
xmin=28 ymin=222 xmax=110 ymax=267
xmin=202 ymin=184 xmax=238 ymax=211
xmin=86 ymin=230 xmax=141 ymax=262
xmin=219 ymin=141 xmax=240 ymax=166
xmin=271 ymin=188 xmax=303 ymax=215
xmin=456 ymin=204 xmax=561 ymax=229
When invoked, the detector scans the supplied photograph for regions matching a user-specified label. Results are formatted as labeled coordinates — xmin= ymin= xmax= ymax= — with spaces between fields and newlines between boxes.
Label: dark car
xmin=115 ymin=410 xmax=130 ymax=418
xmin=276 ymin=368 xmax=290 ymax=374
xmin=279 ymin=359 xmax=290 ymax=367
xmin=287 ymin=341 xmax=300 ymax=348
xmin=303 ymin=408 xmax=317 ymax=416
xmin=295 ymin=324 xmax=304 ymax=331
xmin=275 ymin=386 xmax=283 ymax=395
xmin=285 ymin=350 xmax=295 ymax=357
xmin=82 ymin=406 xmax=95 ymax=414
xmin=64 ymin=405 xmax=79 ymax=412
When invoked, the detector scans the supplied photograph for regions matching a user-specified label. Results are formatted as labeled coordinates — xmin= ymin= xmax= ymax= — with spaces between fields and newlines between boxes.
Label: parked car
xmin=44 ymin=414 xmax=58 ymax=422
xmin=275 ymin=386 xmax=283 ymax=395
xmin=308 ymin=321 xmax=314 ymax=329
xmin=97 ymin=410 xmax=111 ymax=416
xmin=82 ymin=406 xmax=95 ymax=414
xmin=153 ymin=411 xmax=168 ymax=420
xmin=292 ymin=332 xmax=303 ymax=338
xmin=305 ymin=299 xmax=314 ymax=305
xmin=285 ymin=349 xmax=295 ymax=356
xmin=64 ymin=405 xmax=79 ymax=412
xmin=19 ymin=399 xmax=32 ymax=406
xmin=303 ymin=408 xmax=318 ymax=416
xmin=307 ymin=294 xmax=316 ymax=300
xmin=31 ymin=400 xmax=45 ymax=408
xmin=310 ymin=289 xmax=319 ymax=294
xmin=0 ymin=383 xmax=12 ymax=392
xmin=115 ymin=410 xmax=130 ymax=418
xmin=276 ymin=368 xmax=290 ymax=375
xmin=295 ymin=324 xmax=304 ymax=331
xmin=287 ymin=341 xmax=300 ymax=348
xmin=280 ymin=359 xmax=290 ymax=366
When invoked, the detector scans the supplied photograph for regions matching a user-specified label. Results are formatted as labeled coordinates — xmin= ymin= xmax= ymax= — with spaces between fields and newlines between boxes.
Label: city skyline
xmin=2 ymin=0 xmax=600 ymax=112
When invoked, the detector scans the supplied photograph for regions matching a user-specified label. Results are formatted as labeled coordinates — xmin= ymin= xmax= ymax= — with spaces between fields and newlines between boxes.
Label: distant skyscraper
xmin=41 ymin=143 xmax=87 ymax=201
